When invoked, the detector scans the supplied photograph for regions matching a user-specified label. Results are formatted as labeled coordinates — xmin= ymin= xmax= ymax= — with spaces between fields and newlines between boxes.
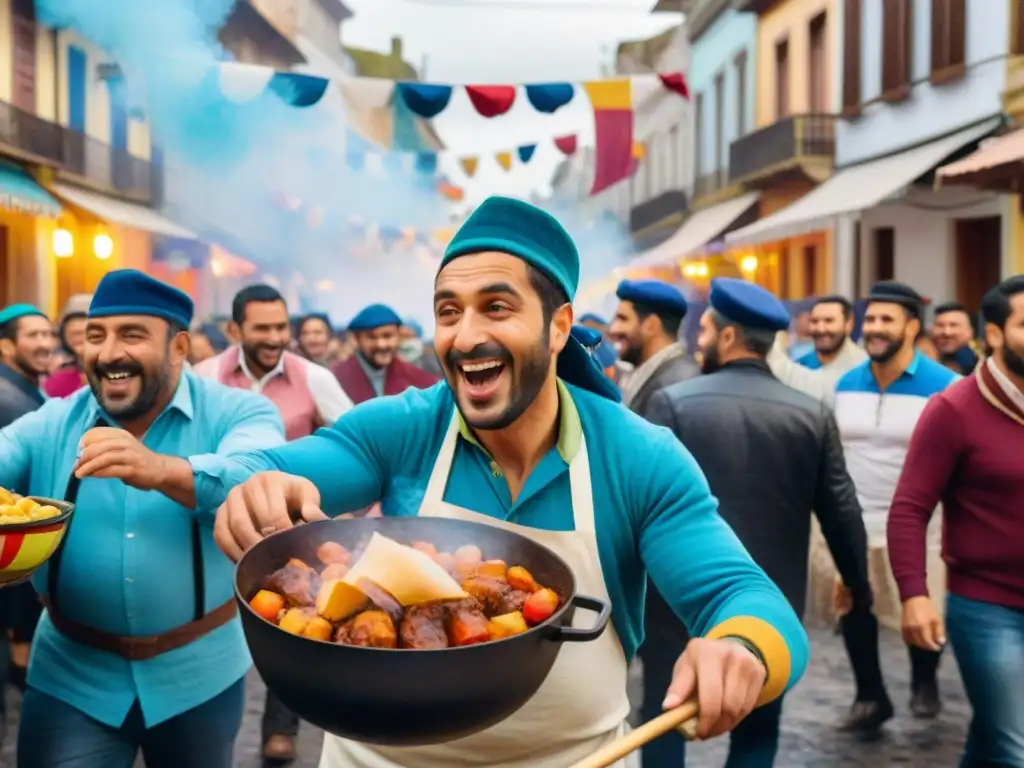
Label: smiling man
xmin=0 ymin=270 xmax=285 ymax=768
xmin=213 ymin=196 xmax=809 ymax=768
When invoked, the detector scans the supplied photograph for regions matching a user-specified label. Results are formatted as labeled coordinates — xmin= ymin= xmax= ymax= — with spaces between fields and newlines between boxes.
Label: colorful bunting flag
xmin=465 ymin=85 xmax=517 ymax=118
xmin=495 ymin=151 xmax=513 ymax=171
xmin=554 ymin=135 xmax=578 ymax=156
xmin=658 ymin=73 xmax=690 ymax=100
xmin=460 ymin=157 xmax=479 ymax=178
xmin=584 ymin=80 xmax=634 ymax=196
xmin=525 ymin=83 xmax=576 ymax=114
xmin=517 ymin=144 xmax=537 ymax=163
xmin=397 ymin=83 xmax=453 ymax=119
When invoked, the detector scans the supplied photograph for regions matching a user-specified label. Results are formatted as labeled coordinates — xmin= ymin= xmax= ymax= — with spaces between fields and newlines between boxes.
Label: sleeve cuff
xmin=706 ymin=616 xmax=792 ymax=706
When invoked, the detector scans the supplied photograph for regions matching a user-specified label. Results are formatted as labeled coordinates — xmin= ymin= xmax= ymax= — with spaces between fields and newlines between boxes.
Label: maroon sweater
xmin=888 ymin=366 xmax=1024 ymax=609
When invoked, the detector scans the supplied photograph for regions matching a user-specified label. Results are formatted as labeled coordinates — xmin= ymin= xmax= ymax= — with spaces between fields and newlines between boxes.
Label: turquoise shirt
xmin=0 ymin=372 xmax=285 ymax=727
xmin=219 ymin=380 xmax=810 ymax=697
xmin=796 ymin=349 xmax=823 ymax=370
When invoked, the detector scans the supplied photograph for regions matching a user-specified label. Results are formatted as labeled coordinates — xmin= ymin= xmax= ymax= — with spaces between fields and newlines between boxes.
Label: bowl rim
xmin=0 ymin=496 xmax=74 ymax=532
xmin=235 ymin=518 xmax=579 ymax=653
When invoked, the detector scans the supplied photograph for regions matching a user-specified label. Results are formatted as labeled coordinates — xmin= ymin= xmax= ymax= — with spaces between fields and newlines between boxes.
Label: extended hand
xmin=663 ymin=637 xmax=766 ymax=740
xmin=75 ymin=427 xmax=166 ymax=490
xmin=833 ymin=579 xmax=853 ymax=617
xmin=214 ymin=471 xmax=328 ymax=562
xmin=901 ymin=596 xmax=945 ymax=652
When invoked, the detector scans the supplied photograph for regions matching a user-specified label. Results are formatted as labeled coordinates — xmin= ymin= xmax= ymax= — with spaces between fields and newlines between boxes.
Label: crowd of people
xmin=0 ymin=195 xmax=1017 ymax=768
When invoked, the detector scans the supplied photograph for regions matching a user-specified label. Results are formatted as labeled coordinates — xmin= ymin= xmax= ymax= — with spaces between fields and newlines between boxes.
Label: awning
xmin=725 ymin=118 xmax=1002 ymax=246
xmin=936 ymin=128 xmax=1024 ymax=188
xmin=630 ymin=191 xmax=761 ymax=268
xmin=0 ymin=162 xmax=61 ymax=218
xmin=52 ymin=183 xmax=198 ymax=239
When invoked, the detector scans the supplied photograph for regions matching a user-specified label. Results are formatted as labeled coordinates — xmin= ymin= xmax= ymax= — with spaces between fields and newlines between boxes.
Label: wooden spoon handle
xmin=570 ymin=701 xmax=700 ymax=768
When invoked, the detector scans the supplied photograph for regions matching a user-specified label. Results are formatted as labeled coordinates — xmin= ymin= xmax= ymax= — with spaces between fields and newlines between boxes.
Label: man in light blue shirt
xmin=3 ymin=270 xmax=284 ymax=768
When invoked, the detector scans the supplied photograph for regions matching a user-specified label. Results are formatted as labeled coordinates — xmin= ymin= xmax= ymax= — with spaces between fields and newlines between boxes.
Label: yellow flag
xmin=460 ymin=157 xmax=479 ymax=177
xmin=496 ymin=151 xmax=513 ymax=171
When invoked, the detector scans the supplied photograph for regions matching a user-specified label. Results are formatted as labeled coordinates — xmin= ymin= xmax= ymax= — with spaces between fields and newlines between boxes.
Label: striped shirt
xmin=834 ymin=352 xmax=958 ymax=537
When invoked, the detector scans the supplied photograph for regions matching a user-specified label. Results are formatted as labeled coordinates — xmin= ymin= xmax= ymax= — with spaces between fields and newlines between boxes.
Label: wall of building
xmin=836 ymin=0 xmax=1008 ymax=166
xmin=755 ymin=0 xmax=836 ymax=127
xmin=690 ymin=7 xmax=756 ymax=178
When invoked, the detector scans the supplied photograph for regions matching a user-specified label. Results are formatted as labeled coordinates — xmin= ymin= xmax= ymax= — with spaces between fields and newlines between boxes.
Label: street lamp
xmin=52 ymin=228 xmax=73 ymax=258
xmin=93 ymin=233 xmax=114 ymax=260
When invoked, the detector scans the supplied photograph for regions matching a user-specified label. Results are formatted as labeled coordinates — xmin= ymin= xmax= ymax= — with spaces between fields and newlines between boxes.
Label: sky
xmin=341 ymin=0 xmax=681 ymax=202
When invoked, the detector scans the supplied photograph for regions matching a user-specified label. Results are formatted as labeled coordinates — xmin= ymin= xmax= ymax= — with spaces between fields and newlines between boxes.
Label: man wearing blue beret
xmin=331 ymin=303 xmax=439 ymax=404
xmin=645 ymin=277 xmax=874 ymax=765
xmin=215 ymin=197 xmax=810 ymax=768
xmin=0 ymin=270 xmax=286 ymax=767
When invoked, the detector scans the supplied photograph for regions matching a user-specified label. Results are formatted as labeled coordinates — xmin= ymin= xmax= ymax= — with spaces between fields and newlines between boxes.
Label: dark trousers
xmin=839 ymin=604 xmax=889 ymax=701
xmin=909 ymin=643 xmax=942 ymax=691
xmin=262 ymin=690 xmax=301 ymax=741
xmin=639 ymin=617 xmax=688 ymax=768
xmin=17 ymin=678 xmax=245 ymax=768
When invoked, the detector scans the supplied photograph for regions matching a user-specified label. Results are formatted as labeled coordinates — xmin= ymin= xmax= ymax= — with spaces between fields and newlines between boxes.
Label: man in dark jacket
xmin=608 ymin=279 xmax=699 ymax=767
xmin=609 ymin=279 xmax=698 ymax=419
xmin=645 ymin=278 xmax=874 ymax=766
xmin=0 ymin=303 xmax=54 ymax=734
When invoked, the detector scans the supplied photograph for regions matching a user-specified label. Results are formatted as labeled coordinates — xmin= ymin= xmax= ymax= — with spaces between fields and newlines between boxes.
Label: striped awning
xmin=936 ymin=128 xmax=1024 ymax=188
xmin=0 ymin=162 xmax=61 ymax=218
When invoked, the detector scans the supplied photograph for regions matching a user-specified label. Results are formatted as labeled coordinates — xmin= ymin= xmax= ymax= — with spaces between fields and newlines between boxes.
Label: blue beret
xmin=616 ymin=279 xmax=688 ymax=318
xmin=349 ymin=304 xmax=401 ymax=332
xmin=441 ymin=196 xmax=579 ymax=301
xmin=578 ymin=313 xmax=607 ymax=326
xmin=403 ymin=318 xmax=424 ymax=337
xmin=709 ymin=278 xmax=790 ymax=332
xmin=0 ymin=304 xmax=46 ymax=327
xmin=89 ymin=269 xmax=193 ymax=328
xmin=570 ymin=325 xmax=603 ymax=349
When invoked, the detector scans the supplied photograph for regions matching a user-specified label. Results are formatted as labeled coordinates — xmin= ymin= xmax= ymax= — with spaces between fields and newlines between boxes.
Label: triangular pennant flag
xmin=267 ymin=72 xmax=330 ymax=107
xmin=415 ymin=152 xmax=438 ymax=175
xmin=632 ymin=141 xmax=646 ymax=160
xmin=460 ymin=157 xmax=479 ymax=177
xmin=438 ymin=181 xmax=465 ymax=202
xmin=525 ymin=83 xmax=575 ymax=113
xmin=658 ymin=72 xmax=690 ymax=99
xmin=517 ymin=144 xmax=537 ymax=164
xmin=554 ymin=134 xmax=578 ymax=156
xmin=397 ymin=83 xmax=453 ymax=118
xmin=584 ymin=80 xmax=634 ymax=195
xmin=465 ymin=85 xmax=517 ymax=118
xmin=496 ymin=151 xmax=513 ymax=171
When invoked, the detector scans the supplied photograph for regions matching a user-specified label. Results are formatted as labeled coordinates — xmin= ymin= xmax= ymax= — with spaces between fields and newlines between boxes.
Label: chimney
xmin=390 ymin=36 xmax=402 ymax=60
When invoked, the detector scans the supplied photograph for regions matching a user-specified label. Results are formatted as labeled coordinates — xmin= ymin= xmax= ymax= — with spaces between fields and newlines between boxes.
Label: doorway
xmin=954 ymin=216 xmax=1002 ymax=312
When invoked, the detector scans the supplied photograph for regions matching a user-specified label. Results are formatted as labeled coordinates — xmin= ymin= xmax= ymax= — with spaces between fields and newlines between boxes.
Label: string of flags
xmin=217 ymin=63 xmax=689 ymax=196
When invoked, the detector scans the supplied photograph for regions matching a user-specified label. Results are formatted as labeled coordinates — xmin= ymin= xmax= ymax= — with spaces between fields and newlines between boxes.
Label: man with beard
xmin=213 ymin=196 xmax=810 ymax=768
xmin=0 ymin=304 xmax=54 ymax=726
xmin=609 ymin=279 xmax=698 ymax=419
xmin=795 ymin=296 xmax=867 ymax=372
xmin=832 ymin=280 xmax=958 ymax=724
xmin=889 ymin=275 xmax=1024 ymax=767
xmin=930 ymin=301 xmax=980 ymax=374
xmin=295 ymin=313 xmax=336 ymax=367
xmin=398 ymin=318 xmax=444 ymax=377
xmin=195 ymin=287 xmax=351 ymax=761
xmin=195 ymin=285 xmax=351 ymax=441
xmin=607 ymin=279 xmax=697 ymax=768
xmin=0 ymin=270 xmax=284 ymax=767
xmin=331 ymin=304 xmax=438 ymax=404
xmin=644 ymin=278 xmax=873 ymax=766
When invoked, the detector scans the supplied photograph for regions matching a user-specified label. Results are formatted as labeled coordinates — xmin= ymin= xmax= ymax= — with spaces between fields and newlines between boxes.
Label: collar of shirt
xmin=236 ymin=347 xmax=287 ymax=389
xmin=0 ymin=362 xmax=45 ymax=404
xmin=864 ymin=350 xmax=921 ymax=392
xmin=986 ymin=356 xmax=1024 ymax=413
xmin=84 ymin=370 xmax=195 ymax=425
xmin=355 ymin=352 xmax=386 ymax=381
xmin=455 ymin=379 xmax=582 ymax=464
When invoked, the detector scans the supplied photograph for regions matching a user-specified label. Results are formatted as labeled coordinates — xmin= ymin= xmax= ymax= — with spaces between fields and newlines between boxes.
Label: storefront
xmin=0 ymin=161 xmax=62 ymax=308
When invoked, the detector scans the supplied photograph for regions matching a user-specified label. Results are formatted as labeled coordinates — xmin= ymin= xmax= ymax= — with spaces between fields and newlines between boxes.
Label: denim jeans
xmin=947 ymin=593 xmax=1024 ymax=768
xmin=17 ymin=677 xmax=245 ymax=768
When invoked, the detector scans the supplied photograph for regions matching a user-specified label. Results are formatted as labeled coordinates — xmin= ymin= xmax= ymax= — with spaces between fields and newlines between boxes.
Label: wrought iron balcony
xmin=727 ymin=113 xmax=836 ymax=186
xmin=0 ymin=98 xmax=156 ymax=203
xmin=630 ymin=189 xmax=687 ymax=233
xmin=693 ymin=168 xmax=728 ymax=200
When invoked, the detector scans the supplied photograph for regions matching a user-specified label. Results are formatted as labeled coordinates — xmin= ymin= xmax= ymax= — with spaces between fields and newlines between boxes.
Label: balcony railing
xmin=694 ymin=168 xmax=728 ymax=200
xmin=727 ymin=113 xmax=836 ymax=186
xmin=0 ymin=98 xmax=155 ymax=203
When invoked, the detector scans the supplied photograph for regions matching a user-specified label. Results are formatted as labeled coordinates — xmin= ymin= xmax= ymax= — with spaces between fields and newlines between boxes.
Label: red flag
xmin=464 ymin=85 xmax=517 ymax=118
xmin=554 ymin=134 xmax=578 ymax=156
xmin=584 ymin=80 xmax=633 ymax=195
xmin=658 ymin=72 xmax=690 ymax=99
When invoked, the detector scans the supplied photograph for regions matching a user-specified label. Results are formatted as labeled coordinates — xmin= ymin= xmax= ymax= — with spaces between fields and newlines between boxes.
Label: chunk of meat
xmin=447 ymin=604 xmax=491 ymax=646
xmin=462 ymin=577 xmax=510 ymax=615
xmin=344 ymin=610 xmax=398 ymax=649
xmin=316 ymin=542 xmax=351 ymax=566
xmin=353 ymin=577 xmax=404 ymax=625
xmin=505 ymin=589 xmax=532 ymax=613
xmin=400 ymin=603 xmax=450 ymax=649
xmin=265 ymin=561 xmax=321 ymax=607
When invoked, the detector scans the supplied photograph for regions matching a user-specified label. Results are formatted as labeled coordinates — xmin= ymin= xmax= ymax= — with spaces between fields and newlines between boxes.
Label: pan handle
xmin=550 ymin=594 xmax=610 ymax=643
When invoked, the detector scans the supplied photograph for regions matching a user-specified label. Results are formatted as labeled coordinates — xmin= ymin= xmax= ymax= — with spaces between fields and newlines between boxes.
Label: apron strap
xmin=420 ymin=410 xmax=461 ymax=512
xmin=567 ymin=438 xmax=595 ymax=534
xmin=49 ymin=421 xmax=206 ymax=622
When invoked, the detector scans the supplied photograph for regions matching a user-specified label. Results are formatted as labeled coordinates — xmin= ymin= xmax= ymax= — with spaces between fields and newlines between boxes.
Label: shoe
xmin=262 ymin=734 xmax=297 ymax=763
xmin=910 ymin=681 xmax=941 ymax=719
xmin=836 ymin=698 xmax=894 ymax=732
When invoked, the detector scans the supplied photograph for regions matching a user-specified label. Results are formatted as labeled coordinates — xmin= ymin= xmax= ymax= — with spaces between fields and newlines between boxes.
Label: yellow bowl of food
xmin=0 ymin=488 xmax=73 ymax=588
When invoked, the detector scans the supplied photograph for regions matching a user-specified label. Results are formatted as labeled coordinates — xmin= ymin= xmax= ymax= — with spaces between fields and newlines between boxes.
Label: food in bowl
xmin=0 ymin=488 xmax=62 ymax=525
xmin=248 ymin=531 xmax=563 ymax=649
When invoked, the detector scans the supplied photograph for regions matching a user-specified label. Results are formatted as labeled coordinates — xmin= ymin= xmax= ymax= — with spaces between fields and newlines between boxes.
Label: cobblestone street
xmin=0 ymin=623 xmax=968 ymax=767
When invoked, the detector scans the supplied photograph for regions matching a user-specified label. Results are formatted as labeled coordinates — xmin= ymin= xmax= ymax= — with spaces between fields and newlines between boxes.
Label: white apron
xmin=320 ymin=412 xmax=636 ymax=768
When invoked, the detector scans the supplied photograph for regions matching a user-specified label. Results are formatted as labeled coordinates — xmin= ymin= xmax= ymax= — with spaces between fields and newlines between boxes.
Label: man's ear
xmin=551 ymin=303 xmax=573 ymax=354
xmin=170 ymin=330 xmax=190 ymax=365
xmin=0 ymin=338 xmax=13 ymax=361
xmin=226 ymin=322 xmax=241 ymax=344
xmin=984 ymin=322 xmax=1003 ymax=354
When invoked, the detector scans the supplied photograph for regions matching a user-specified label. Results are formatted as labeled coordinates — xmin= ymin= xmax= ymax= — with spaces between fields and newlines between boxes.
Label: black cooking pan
xmin=235 ymin=516 xmax=611 ymax=746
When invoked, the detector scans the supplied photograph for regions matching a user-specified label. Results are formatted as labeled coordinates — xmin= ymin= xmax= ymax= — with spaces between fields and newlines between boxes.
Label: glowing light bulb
xmin=740 ymin=255 xmax=758 ymax=273
xmin=93 ymin=233 xmax=114 ymax=260
xmin=53 ymin=228 xmax=73 ymax=258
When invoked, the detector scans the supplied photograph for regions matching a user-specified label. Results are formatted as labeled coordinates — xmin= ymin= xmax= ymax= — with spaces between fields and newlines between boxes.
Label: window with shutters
xmin=931 ymin=0 xmax=966 ymax=84
xmin=714 ymin=71 xmax=724 ymax=171
xmin=775 ymin=38 xmax=790 ymax=120
xmin=809 ymin=13 xmax=828 ymax=112
xmin=1014 ymin=0 xmax=1024 ymax=55
xmin=10 ymin=0 xmax=37 ymax=113
xmin=881 ymin=0 xmax=913 ymax=103
xmin=842 ymin=0 xmax=862 ymax=117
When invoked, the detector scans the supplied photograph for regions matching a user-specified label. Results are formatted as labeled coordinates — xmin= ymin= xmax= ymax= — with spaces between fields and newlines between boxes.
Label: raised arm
xmin=767 ymin=335 xmax=838 ymax=407
xmin=637 ymin=430 xmax=810 ymax=706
